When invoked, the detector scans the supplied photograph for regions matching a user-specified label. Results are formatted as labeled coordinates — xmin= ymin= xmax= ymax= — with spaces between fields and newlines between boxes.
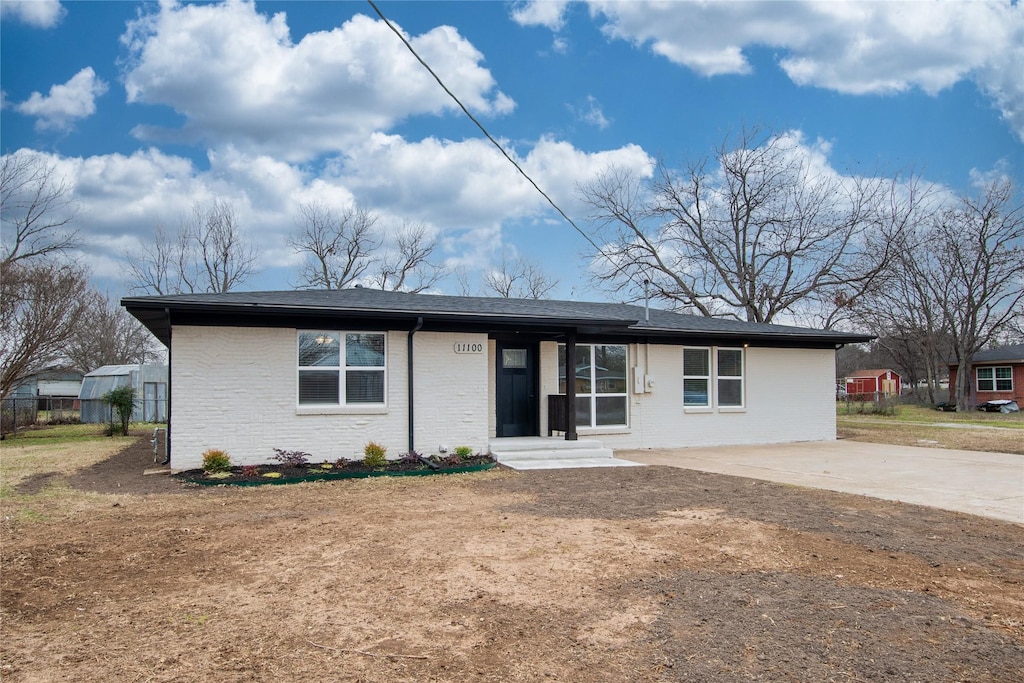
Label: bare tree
xmin=125 ymin=224 xmax=181 ymax=296
xmin=0 ymin=260 xmax=91 ymax=399
xmin=482 ymin=250 xmax=559 ymax=299
xmin=288 ymin=202 xmax=379 ymax=290
xmin=910 ymin=177 xmax=1024 ymax=410
xmin=579 ymin=128 xmax=911 ymax=323
xmin=369 ymin=222 xmax=447 ymax=293
xmin=185 ymin=200 xmax=260 ymax=293
xmin=126 ymin=200 xmax=260 ymax=295
xmin=64 ymin=291 xmax=163 ymax=372
xmin=1 ymin=151 xmax=79 ymax=264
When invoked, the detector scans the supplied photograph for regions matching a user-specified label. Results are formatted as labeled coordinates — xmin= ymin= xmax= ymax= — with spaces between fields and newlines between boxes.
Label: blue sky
xmin=2 ymin=0 xmax=1022 ymax=300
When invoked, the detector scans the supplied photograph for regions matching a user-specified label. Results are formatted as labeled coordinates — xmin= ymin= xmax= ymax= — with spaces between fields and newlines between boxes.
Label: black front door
xmin=495 ymin=341 xmax=538 ymax=437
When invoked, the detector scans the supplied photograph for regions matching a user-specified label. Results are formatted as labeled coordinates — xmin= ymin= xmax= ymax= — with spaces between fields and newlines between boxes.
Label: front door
xmin=495 ymin=341 xmax=538 ymax=437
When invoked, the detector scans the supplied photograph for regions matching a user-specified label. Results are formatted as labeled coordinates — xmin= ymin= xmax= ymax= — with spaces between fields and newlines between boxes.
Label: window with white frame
xmin=558 ymin=344 xmax=628 ymax=428
xmin=298 ymin=331 xmax=386 ymax=405
xmin=717 ymin=348 xmax=744 ymax=407
xmin=683 ymin=347 xmax=710 ymax=407
xmin=683 ymin=346 xmax=745 ymax=409
xmin=976 ymin=366 xmax=1013 ymax=392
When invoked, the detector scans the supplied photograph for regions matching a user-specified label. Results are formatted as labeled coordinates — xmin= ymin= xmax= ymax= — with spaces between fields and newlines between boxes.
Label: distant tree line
xmin=579 ymin=127 xmax=1023 ymax=410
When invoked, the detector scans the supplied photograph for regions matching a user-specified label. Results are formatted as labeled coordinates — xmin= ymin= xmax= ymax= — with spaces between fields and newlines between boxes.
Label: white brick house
xmin=123 ymin=288 xmax=872 ymax=471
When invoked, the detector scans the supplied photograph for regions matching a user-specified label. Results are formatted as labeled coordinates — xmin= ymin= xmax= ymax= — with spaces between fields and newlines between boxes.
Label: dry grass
xmin=838 ymin=404 xmax=1024 ymax=455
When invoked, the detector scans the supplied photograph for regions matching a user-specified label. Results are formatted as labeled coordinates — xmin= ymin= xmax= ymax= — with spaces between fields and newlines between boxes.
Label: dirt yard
xmin=2 ymin=436 xmax=1023 ymax=682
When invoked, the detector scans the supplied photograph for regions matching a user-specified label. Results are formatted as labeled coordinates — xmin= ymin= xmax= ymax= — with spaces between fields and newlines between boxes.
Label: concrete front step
xmin=488 ymin=437 xmax=607 ymax=454
xmin=491 ymin=447 xmax=615 ymax=461
xmin=498 ymin=457 xmax=644 ymax=470
xmin=489 ymin=436 xmax=644 ymax=470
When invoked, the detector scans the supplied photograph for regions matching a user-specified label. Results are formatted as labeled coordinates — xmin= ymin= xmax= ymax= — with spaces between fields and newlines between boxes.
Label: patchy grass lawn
xmin=837 ymin=404 xmax=1024 ymax=454
xmin=2 ymin=427 xmax=1022 ymax=682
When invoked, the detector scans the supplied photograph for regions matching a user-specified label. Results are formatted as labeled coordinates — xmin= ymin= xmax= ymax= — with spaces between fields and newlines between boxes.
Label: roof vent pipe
xmin=643 ymin=279 xmax=650 ymax=323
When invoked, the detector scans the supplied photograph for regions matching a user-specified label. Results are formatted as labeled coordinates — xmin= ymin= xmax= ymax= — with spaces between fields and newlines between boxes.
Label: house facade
xmin=123 ymin=288 xmax=872 ymax=471
xmin=948 ymin=344 xmax=1024 ymax=407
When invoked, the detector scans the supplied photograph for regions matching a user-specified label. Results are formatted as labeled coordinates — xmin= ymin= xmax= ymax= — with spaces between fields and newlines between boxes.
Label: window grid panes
xmin=977 ymin=366 xmax=1013 ymax=392
xmin=298 ymin=331 xmax=386 ymax=405
xmin=558 ymin=344 xmax=627 ymax=428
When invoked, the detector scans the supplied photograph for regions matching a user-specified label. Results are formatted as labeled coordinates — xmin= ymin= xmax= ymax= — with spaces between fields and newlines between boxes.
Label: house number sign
xmin=453 ymin=342 xmax=484 ymax=354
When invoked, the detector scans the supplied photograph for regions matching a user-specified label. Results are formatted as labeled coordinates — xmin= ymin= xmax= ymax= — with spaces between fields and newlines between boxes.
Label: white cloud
xmin=572 ymin=95 xmax=610 ymax=130
xmin=3 ymin=126 xmax=653 ymax=293
xmin=510 ymin=1 xmax=570 ymax=31
xmin=331 ymin=133 xmax=653 ymax=230
xmin=120 ymin=1 xmax=514 ymax=161
xmin=583 ymin=0 xmax=1024 ymax=140
xmin=15 ymin=67 xmax=108 ymax=131
xmin=0 ymin=0 xmax=65 ymax=28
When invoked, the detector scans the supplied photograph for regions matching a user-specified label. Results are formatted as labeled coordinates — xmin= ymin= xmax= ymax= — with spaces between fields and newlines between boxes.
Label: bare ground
xmin=2 ymin=437 xmax=1023 ymax=682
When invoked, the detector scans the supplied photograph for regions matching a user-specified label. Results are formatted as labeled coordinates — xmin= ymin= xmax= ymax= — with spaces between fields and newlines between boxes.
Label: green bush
xmin=363 ymin=441 xmax=387 ymax=468
xmin=453 ymin=445 xmax=474 ymax=458
xmin=102 ymin=386 xmax=136 ymax=436
xmin=201 ymin=449 xmax=232 ymax=473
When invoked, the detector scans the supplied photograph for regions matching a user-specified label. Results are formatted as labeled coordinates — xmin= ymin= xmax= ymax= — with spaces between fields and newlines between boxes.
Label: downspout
xmin=407 ymin=317 xmax=424 ymax=453
xmin=164 ymin=307 xmax=172 ymax=465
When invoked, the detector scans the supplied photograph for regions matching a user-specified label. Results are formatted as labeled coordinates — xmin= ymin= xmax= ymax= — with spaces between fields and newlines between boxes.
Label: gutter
xmin=407 ymin=317 xmax=423 ymax=453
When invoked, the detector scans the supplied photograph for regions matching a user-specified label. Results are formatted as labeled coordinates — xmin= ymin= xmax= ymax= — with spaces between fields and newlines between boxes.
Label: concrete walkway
xmin=616 ymin=440 xmax=1024 ymax=525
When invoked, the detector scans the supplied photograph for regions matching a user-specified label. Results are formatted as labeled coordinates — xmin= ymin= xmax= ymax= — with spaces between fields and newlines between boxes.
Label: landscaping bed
xmin=175 ymin=455 xmax=497 ymax=486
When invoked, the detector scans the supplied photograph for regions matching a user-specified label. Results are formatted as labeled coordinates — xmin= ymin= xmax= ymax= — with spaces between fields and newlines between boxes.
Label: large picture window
xmin=558 ymin=344 xmax=628 ymax=428
xmin=977 ymin=366 xmax=1013 ymax=392
xmin=298 ymin=331 xmax=385 ymax=406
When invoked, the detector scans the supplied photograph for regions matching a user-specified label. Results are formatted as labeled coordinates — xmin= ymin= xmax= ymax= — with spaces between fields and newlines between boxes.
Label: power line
xmin=366 ymin=0 xmax=608 ymax=258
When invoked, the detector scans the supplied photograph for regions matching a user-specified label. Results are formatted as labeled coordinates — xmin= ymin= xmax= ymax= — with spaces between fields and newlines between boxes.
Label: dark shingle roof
xmin=953 ymin=344 xmax=1024 ymax=365
xmin=123 ymin=287 xmax=873 ymax=347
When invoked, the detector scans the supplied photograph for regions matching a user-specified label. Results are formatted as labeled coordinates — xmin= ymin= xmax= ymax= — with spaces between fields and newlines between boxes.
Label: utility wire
xmin=366 ymin=0 xmax=608 ymax=259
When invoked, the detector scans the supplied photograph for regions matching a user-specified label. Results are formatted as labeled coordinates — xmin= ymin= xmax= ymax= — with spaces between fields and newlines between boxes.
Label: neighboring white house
xmin=122 ymin=288 xmax=873 ymax=471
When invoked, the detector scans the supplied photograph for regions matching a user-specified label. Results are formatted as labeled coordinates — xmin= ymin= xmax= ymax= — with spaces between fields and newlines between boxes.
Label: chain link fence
xmin=838 ymin=391 xmax=900 ymax=415
xmin=1 ymin=395 xmax=167 ymax=440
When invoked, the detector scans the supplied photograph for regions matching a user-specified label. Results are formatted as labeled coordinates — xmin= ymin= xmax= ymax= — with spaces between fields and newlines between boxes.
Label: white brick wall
xmin=171 ymin=325 xmax=838 ymax=469
xmin=170 ymin=326 xmax=488 ymax=470
xmin=536 ymin=342 xmax=837 ymax=449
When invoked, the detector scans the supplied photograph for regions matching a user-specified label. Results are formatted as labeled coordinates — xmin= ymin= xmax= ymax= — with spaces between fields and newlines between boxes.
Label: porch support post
xmin=565 ymin=332 xmax=578 ymax=441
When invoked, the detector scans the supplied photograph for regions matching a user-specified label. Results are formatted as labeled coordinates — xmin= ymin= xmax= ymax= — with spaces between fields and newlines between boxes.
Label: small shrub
xmin=205 ymin=471 xmax=232 ymax=480
xmin=262 ymin=472 xmax=282 ymax=479
xmin=363 ymin=441 xmax=387 ymax=468
xmin=439 ymin=453 xmax=464 ymax=468
xmin=202 ymin=449 xmax=232 ymax=473
xmin=398 ymin=450 xmax=423 ymax=465
xmin=333 ymin=457 xmax=351 ymax=469
xmin=272 ymin=448 xmax=310 ymax=467
xmin=453 ymin=445 xmax=474 ymax=458
xmin=102 ymin=385 xmax=137 ymax=436
xmin=241 ymin=465 xmax=261 ymax=478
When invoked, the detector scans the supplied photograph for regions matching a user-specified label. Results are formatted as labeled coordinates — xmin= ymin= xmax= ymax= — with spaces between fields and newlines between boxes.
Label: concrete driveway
xmin=616 ymin=440 xmax=1024 ymax=525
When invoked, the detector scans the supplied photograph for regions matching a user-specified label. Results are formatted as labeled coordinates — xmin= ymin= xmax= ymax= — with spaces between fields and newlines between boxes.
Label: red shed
xmin=846 ymin=369 xmax=902 ymax=396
